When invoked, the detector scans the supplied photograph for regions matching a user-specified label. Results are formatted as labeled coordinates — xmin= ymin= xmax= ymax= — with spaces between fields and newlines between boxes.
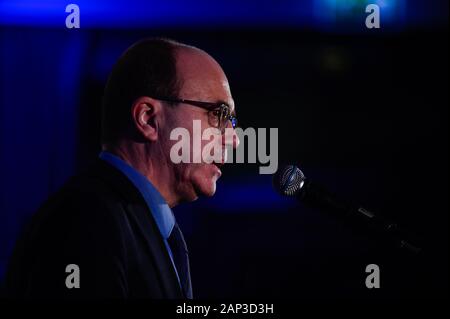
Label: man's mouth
xmin=212 ymin=161 xmax=224 ymax=177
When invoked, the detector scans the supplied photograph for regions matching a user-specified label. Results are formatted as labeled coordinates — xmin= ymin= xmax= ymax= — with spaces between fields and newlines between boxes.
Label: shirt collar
xmin=99 ymin=151 xmax=175 ymax=239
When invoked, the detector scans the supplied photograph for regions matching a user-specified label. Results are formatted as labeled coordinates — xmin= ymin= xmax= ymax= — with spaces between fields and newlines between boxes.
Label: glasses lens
xmin=209 ymin=104 xmax=234 ymax=131
xmin=230 ymin=116 xmax=237 ymax=129
xmin=209 ymin=108 xmax=221 ymax=128
xmin=221 ymin=105 xmax=231 ymax=128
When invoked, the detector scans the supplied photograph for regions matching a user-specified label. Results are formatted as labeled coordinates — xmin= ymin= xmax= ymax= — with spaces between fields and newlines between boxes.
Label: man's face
xmin=162 ymin=47 xmax=239 ymax=202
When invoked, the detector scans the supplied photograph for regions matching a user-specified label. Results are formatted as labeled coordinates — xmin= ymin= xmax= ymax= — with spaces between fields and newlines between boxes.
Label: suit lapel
xmin=126 ymin=203 xmax=183 ymax=298
xmin=87 ymin=159 xmax=184 ymax=299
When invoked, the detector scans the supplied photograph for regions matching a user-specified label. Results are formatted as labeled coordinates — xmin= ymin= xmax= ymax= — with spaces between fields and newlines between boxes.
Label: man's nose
xmin=223 ymin=121 xmax=240 ymax=149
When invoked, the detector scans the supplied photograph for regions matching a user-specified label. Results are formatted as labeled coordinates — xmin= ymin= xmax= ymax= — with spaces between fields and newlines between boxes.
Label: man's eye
xmin=213 ymin=109 xmax=226 ymax=120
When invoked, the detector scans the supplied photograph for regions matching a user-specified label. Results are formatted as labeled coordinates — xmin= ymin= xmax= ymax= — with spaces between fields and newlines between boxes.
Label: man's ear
xmin=131 ymin=96 xmax=162 ymax=142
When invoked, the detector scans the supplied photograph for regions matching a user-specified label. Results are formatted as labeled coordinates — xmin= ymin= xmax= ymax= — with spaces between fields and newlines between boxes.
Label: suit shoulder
xmin=27 ymin=171 xmax=130 ymax=243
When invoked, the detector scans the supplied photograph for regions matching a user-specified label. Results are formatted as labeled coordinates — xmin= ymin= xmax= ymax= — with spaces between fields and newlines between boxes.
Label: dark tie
xmin=168 ymin=223 xmax=193 ymax=299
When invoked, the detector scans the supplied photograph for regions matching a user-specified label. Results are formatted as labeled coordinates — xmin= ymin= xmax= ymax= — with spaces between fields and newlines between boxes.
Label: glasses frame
xmin=154 ymin=96 xmax=237 ymax=131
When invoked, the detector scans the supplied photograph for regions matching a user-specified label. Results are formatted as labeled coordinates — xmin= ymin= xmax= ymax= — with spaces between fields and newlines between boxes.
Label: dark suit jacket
xmin=5 ymin=159 xmax=184 ymax=299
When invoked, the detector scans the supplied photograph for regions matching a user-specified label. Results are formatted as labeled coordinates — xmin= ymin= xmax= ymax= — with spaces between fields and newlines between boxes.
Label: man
xmin=6 ymin=38 xmax=239 ymax=298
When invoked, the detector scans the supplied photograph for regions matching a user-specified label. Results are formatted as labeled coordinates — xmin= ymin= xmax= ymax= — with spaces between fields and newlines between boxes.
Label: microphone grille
xmin=273 ymin=165 xmax=306 ymax=196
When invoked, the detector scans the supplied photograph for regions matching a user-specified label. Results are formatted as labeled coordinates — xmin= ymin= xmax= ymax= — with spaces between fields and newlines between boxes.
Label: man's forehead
xmin=175 ymin=47 xmax=234 ymax=110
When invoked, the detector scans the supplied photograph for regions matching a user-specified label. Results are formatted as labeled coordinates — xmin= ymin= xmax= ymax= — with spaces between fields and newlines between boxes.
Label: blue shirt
xmin=99 ymin=151 xmax=181 ymax=286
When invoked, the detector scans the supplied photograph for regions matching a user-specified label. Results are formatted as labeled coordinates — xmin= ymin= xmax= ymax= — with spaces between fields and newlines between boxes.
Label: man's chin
xmin=193 ymin=176 xmax=219 ymax=198
xmin=193 ymin=179 xmax=217 ymax=198
xmin=188 ymin=164 xmax=221 ymax=199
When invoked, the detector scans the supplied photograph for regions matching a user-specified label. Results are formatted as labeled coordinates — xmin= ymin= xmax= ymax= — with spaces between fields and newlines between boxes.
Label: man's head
xmin=101 ymin=38 xmax=239 ymax=206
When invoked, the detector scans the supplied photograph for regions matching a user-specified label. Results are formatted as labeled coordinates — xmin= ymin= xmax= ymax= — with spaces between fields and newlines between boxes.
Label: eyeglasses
xmin=154 ymin=97 xmax=238 ymax=132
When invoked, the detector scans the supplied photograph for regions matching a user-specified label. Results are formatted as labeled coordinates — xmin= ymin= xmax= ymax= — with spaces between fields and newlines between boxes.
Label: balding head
xmin=175 ymin=46 xmax=234 ymax=113
xmin=101 ymin=38 xmax=183 ymax=145
xmin=101 ymin=38 xmax=235 ymax=145
xmin=101 ymin=38 xmax=238 ymax=206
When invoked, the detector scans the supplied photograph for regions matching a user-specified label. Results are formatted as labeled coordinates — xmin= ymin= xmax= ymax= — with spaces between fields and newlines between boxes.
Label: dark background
xmin=1 ymin=0 xmax=448 ymax=299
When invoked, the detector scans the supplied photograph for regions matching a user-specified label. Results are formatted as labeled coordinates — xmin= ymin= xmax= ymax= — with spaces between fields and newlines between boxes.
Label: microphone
xmin=273 ymin=165 xmax=422 ymax=254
